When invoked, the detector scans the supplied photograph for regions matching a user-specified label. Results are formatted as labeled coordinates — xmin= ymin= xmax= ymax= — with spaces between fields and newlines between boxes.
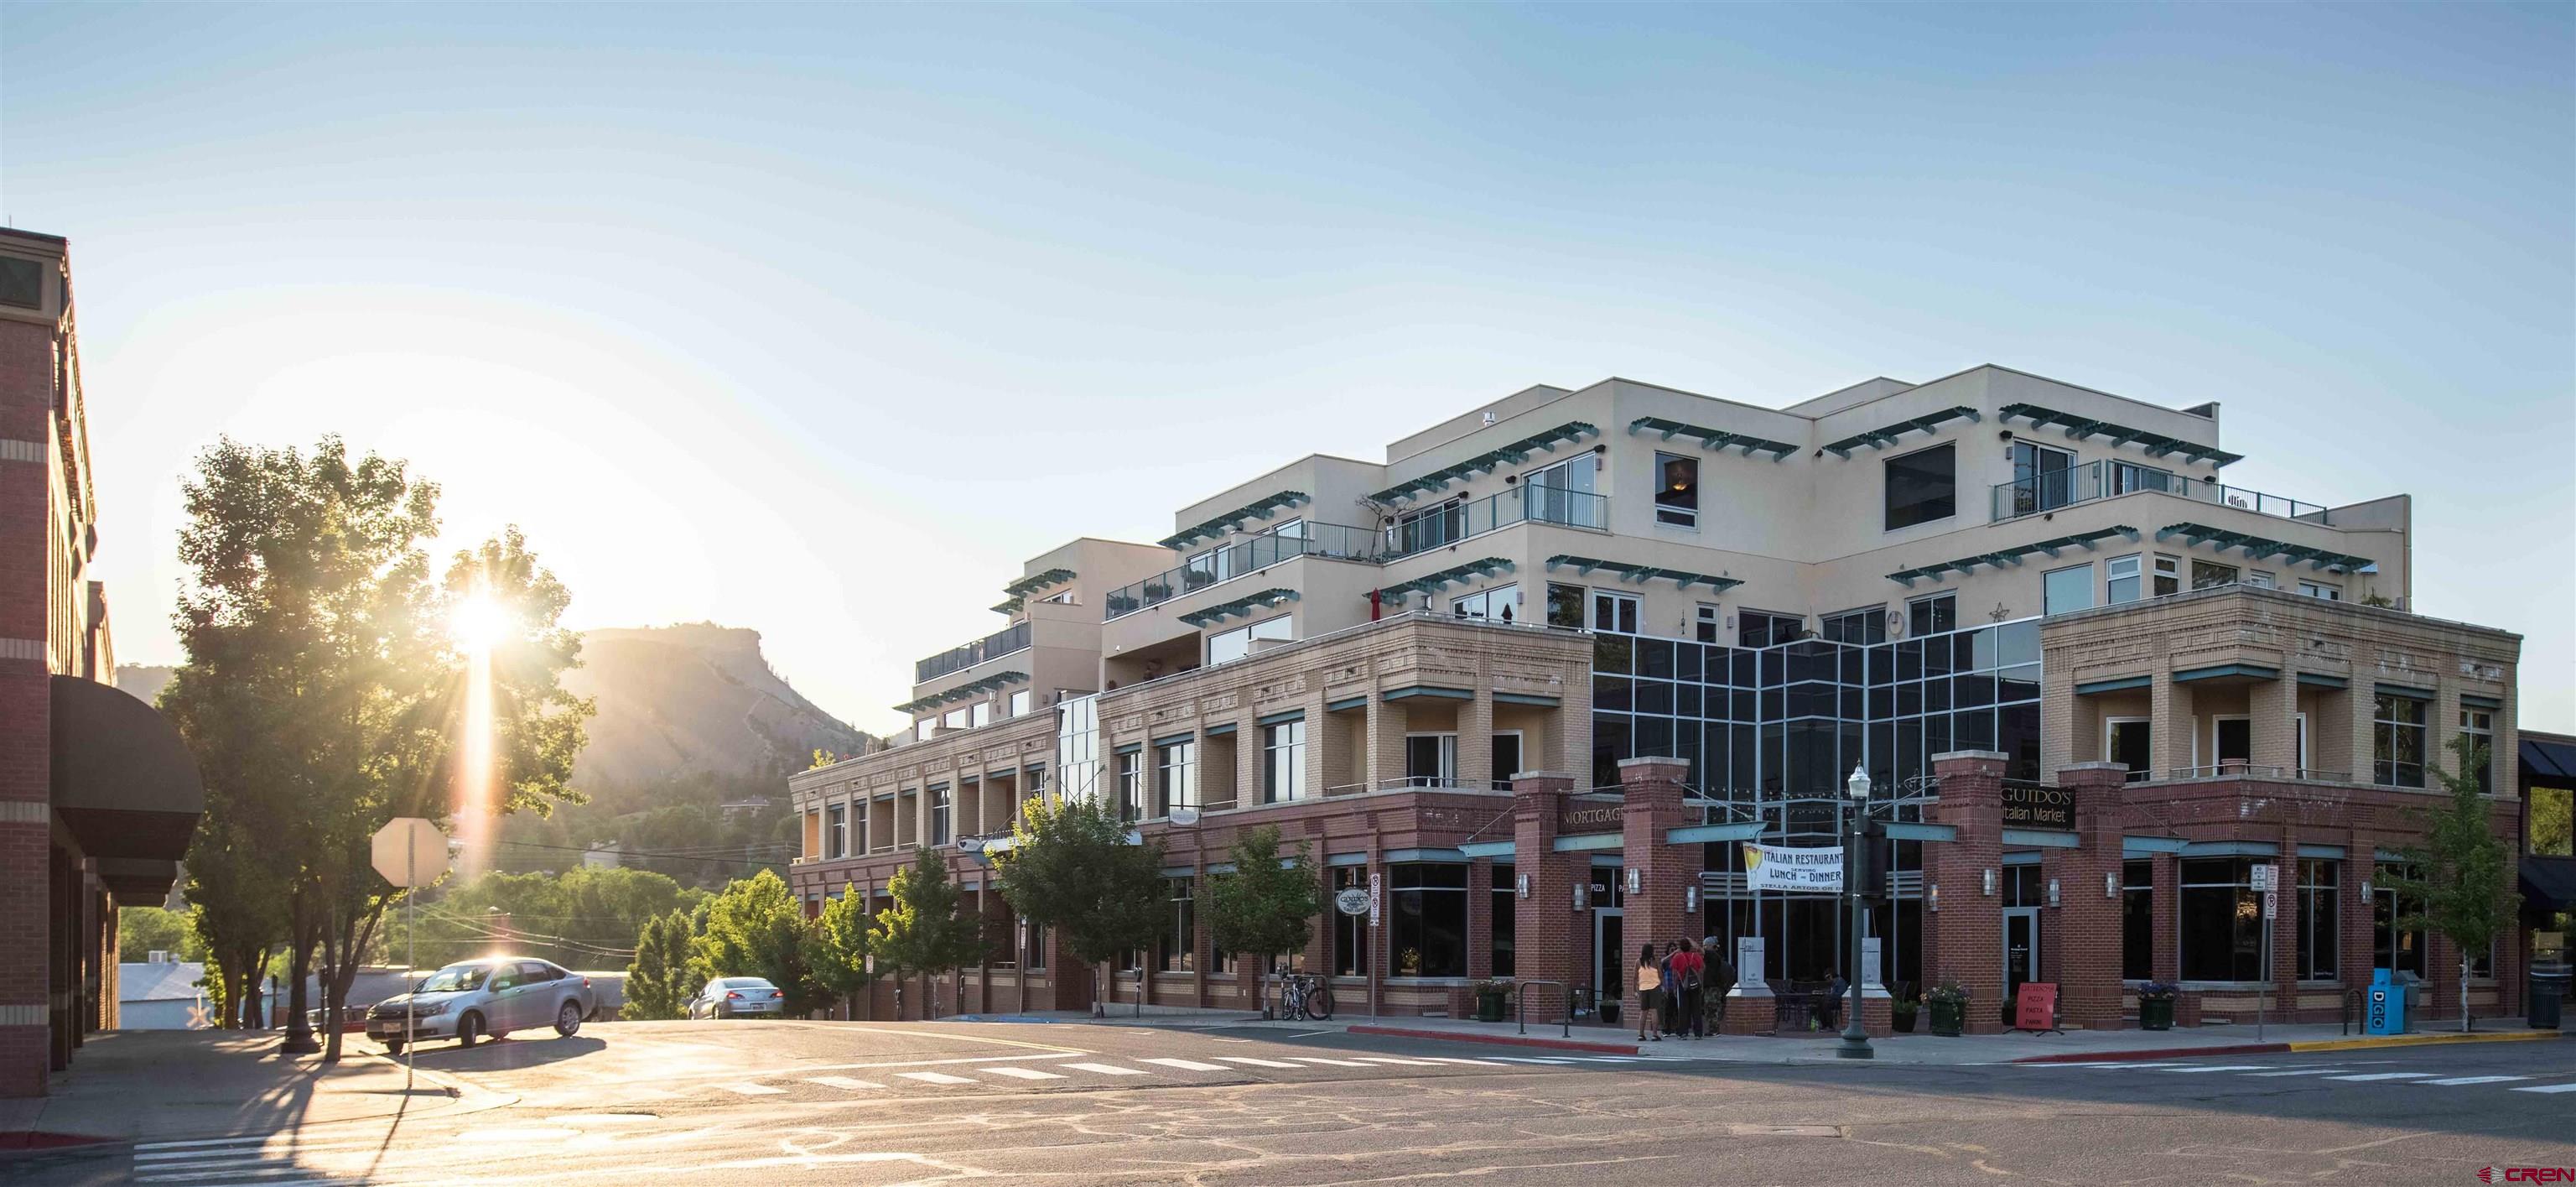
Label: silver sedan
xmin=369 ymin=957 xmax=599 ymax=1051
xmin=688 ymin=976 xmax=788 ymax=1019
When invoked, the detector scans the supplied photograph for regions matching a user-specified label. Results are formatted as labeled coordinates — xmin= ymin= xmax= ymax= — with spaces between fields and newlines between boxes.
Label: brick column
xmin=1617 ymin=757 xmax=1696 ymax=1028
xmin=2251 ymin=670 xmax=2301 ymax=773
xmin=1511 ymin=771 xmax=1576 ymax=1025
xmin=2151 ymin=672 xmax=2193 ymax=777
xmin=1365 ymin=696 xmax=1405 ymax=790
xmin=1929 ymin=751 xmax=2007 ymax=1033
xmin=2053 ymin=763 xmax=2127 ymax=1030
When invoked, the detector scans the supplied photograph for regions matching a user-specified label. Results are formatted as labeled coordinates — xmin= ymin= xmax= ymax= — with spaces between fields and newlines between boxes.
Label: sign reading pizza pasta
xmin=1740 ymin=841 xmax=1843 ymax=893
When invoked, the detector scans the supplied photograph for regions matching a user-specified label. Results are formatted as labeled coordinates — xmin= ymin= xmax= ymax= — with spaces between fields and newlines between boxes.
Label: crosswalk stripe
xmin=2423 ymin=1075 xmax=2528 ymax=1085
xmin=1139 ymin=1058 xmax=1230 ymax=1072
xmin=2156 ymin=1065 xmax=2269 ymax=1073
xmin=1351 ymin=1056 xmax=1442 ymax=1066
xmin=2510 ymin=1082 xmax=2576 ymax=1094
xmin=2246 ymin=1070 xmax=2354 ymax=1077
xmin=2325 ymin=1072 xmax=2438 ymax=1082
xmin=135 ymin=1142 xmax=378 ymax=1163
xmin=1062 ymin=1062 xmax=1149 ymax=1075
xmin=136 ymin=1167 xmax=322 ymax=1184
xmin=896 ymin=1070 xmax=979 ymax=1085
xmin=2054 ymin=1062 xmax=2171 ymax=1070
xmin=807 ymin=1075 xmax=886 ymax=1091
xmin=719 ymin=1082 xmax=786 ymax=1095
xmin=979 ymin=1065 xmax=1066 ymax=1080
xmin=1576 ymin=1056 xmax=1639 ymax=1063
xmin=1492 ymin=1056 xmax=1576 ymax=1065
xmin=1416 ymin=1056 xmax=1509 ymax=1066
xmin=138 ymin=1135 xmax=299 ymax=1151
xmin=1217 ymin=1056 xmax=1303 ymax=1068
xmin=1284 ymin=1056 xmax=1374 ymax=1067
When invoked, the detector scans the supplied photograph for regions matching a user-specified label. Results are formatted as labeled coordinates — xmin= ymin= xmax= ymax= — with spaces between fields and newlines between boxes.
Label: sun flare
xmin=449 ymin=594 xmax=511 ymax=652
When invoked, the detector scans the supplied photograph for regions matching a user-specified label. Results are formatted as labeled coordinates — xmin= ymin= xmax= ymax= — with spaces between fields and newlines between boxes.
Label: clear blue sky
xmin=5 ymin=3 xmax=2570 ymax=736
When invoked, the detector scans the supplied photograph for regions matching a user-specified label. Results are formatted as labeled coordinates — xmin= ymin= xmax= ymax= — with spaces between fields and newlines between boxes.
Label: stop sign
xmin=371 ymin=817 xmax=449 ymax=888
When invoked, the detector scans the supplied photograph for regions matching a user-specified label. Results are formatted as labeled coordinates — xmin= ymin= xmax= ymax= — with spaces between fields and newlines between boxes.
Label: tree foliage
xmin=2387 ymin=737 xmax=2519 ymax=1031
xmin=380 ymin=867 xmax=702 ymax=971
xmin=622 ymin=909 xmax=699 ymax=1020
xmin=1205 ymin=825 xmax=1321 ymax=995
xmin=691 ymin=869 xmax=821 ymax=1013
xmin=809 ymin=883 xmax=875 ymax=1010
xmin=117 ymin=907 xmax=204 ymax=964
xmin=868 ymin=847 xmax=985 ymax=1018
xmin=990 ymin=792 xmax=1163 ymax=1015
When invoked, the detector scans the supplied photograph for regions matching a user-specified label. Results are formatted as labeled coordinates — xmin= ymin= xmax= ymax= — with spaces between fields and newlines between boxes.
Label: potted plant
xmin=2136 ymin=980 xmax=2180 ymax=1031
xmin=1470 ymin=978 xmax=1513 ymax=1023
xmin=1142 ymin=581 xmax=1172 ymax=601
xmin=1891 ymin=997 xmax=1919 ymax=1033
xmin=1182 ymin=568 xmax=1216 ymax=590
xmin=1927 ymin=980 xmax=1971 ymax=1037
xmin=1107 ymin=593 xmax=1138 ymax=615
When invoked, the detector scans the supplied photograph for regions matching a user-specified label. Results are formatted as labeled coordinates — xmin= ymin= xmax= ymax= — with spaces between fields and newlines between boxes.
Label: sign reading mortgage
xmin=1741 ymin=841 xmax=1842 ymax=892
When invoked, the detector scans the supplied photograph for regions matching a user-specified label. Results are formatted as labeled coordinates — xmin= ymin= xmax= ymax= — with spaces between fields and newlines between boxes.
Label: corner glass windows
xmin=1820 ymin=607 xmax=1887 ymax=643
xmin=2106 ymin=554 xmax=2143 ymax=605
xmin=1387 ymin=863 xmax=1468 ymax=978
xmin=1155 ymin=739 xmax=1197 ymax=816
xmin=1451 ymin=583 xmax=1520 ymax=622
xmin=1262 ymin=719 xmax=1306 ymax=804
xmin=1208 ymin=616 xmax=1293 ymax=665
xmin=1546 ymin=583 xmax=1587 ymax=628
xmin=1590 ymin=591 xmax=1640 ymax=635
xmin=2373 ymin=692 xmax=2428 ymax=788
xmin=2044 ymin=563 xmax=2096 ymax=616
xmin=2296 ymin=860 xmax=2338 ymax=981
xmin=2191 ymin=559 xmax=2240 ymax=590
xmin=1737 ymin=610 xmax=1801 ymax=648
xmin=2179 ymin=857 xmax=2262 ymax=982
xmin=1654 ymin=452 xmax=1699 ymax=528
xmin=1884 ymin=443 xmax=1956 ymax=530
xmin=1906 ymin=593 xmax=1955 ymax=638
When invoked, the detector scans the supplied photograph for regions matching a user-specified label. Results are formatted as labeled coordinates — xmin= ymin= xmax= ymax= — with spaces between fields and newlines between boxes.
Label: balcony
xmin=1104 ymin=522 xmax=1379 ymax=622
xmin=1991 ymin=460 xmax=2330 ymax=525
xmin=915 ymin=620 xmax=1031 ymax=684
xmin=1383 ymin=486 xmax=1608 ymax=562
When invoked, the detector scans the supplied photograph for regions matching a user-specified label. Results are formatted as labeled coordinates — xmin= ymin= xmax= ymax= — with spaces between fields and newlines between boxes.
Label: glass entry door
xmin=1593 ymin=908 xmax=1623 ymax=1019
xmin=2003 ymin=907 xmax=2041 ymax=1022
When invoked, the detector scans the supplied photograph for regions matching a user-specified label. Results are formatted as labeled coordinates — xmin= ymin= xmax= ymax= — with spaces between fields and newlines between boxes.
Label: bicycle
xmin=1277 ymin=972 xmax=1335 ymax=1022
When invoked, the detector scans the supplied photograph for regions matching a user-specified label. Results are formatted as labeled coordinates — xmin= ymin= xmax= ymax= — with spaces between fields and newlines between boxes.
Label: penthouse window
xmin=1654 ymin=452 xmax=1699 ymax=528
xmin=1883 ymin=443 xmax=1955 ymax=530
xmin=0 ymin=257 xmax=41 ymax=310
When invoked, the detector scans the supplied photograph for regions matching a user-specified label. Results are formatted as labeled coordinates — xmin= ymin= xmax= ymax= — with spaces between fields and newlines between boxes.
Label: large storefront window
xmin=2296 ymin=859 xmax=2338 ymax=981
xmin=2179 ymin=857 xmax=2262 ymax=982
xmin=1388 ymin=863 xmax=1467 ymax=978
xmin=1332 ymin=867 xmax=1368 ymax=976
xmin=2373 ymin=692 xmax=2428 ymax=788
xmin=2122 ymin=859 xmax=2153 ymax=981
xmin=1156 ymin=877 xmax=1194 ymax=973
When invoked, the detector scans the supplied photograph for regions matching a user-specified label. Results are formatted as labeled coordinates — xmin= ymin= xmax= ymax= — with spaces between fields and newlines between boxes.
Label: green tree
xmin=2387 ymin=737 xmax=2519 ymax=1033
xmin=868 ymin=847 xmax=985 ymax=1020
xmin=692 ymin=869 xmax=821 ymax=1014
xmin=622 ymin=909 xmax=699 ymax=1020
xmin=117 ymin=907 xmax=203 ymax=963
xmin=1204 ymin=825 xmax=1322 ymax=1014
xmin=164 ymin=438 xmax=593 ymax=1059
xmin=990 ymin=792 xmax=1164 ymax=1018
xmin=808 ymin=884 xmax=875 ymax=1016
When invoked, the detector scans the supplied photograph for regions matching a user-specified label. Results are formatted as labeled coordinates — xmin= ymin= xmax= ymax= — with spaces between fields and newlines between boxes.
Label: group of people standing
xmin=1633 ymin=938 xmax=1735 ymax=1040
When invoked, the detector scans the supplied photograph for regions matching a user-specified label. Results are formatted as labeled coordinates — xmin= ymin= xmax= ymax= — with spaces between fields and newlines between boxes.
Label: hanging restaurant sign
xmin=2001 ymin=780 xmax=2075 ymax=830
xmin=1741 ymin=841 xmax=1842 ymax=893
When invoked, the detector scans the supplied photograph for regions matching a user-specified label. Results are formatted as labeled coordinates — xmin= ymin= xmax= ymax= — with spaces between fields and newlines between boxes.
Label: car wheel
xmin=456 ymin=1012 xmax=484 ymax=1048
xmin=383 ymin=1039 xmax=404 ymax=1055
xmin=556 ymin=1002 xmax=583 ymax=1038
xmin=718 ymin=1004 xmax=732 ymax=1020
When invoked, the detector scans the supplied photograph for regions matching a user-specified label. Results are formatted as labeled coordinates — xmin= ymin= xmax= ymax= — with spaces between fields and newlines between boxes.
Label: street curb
xmin=2012 ymin=1028 xmax=2567 ymax=1064
xmin=1344 ymin=1025 xmax=1640 ymax=1055
xmin=2285 ymin=1029 xmax=2568 ymax=1054
xmin=2014 ymin=1042 xmax=2288 ymax=1064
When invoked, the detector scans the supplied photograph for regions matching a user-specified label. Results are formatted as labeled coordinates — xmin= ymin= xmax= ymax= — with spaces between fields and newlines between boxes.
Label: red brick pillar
xmin=1512 ymin=771 xmax=1576 ymax=1025
xmin=1929 ymin=751 xmax=2007 ymax=1033
xmin=1618 ymin=757 xmax=1698 ymax=1029
xmin=2053 ymin=763 xmax=2127 ymax=1030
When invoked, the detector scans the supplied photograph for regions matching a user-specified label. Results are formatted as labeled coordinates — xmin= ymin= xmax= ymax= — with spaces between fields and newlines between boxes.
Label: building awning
xmin=1888 ymin=525 xmax=2137 ymax=586
xmin=2522 ymin=856 xmax=2576 ymax=912
xmin=1625 ymin=417 xmax=1797 ymax=461
xmin=893 ymin=671 xmax=1026 ymax=715
xmin=2521 ymin=737 xmax=2576 ymax=784
xmin=1369 ymin=422 xmax=1599 ymax=504
xmin=2154 ymin=523 xmax=2372 ymax=573
xmin=994 ymin=567 xmax=1076 ymax=613
xmin=1374 ymin=557 xmax=1513 ymax=601
xmin=1997 ymin=403 xmax=2243 ymax=467
xmin=1161 ymin=492 xmax=1310 ymax=549
xmin=1546 ymin=554 xmax=1742 ymax=592
xmin=1820 ymin=405 xmax=1980 ymax=459
xmin=50 ymin=674 xmax=204 ymax=871
xmin=1179 ymin=586 xmax=1298 ymax=627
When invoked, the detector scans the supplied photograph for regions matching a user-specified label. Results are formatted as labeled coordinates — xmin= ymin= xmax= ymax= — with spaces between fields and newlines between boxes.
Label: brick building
xmin=0 ymin=228 xmax=204 ymax=1096
xmin=788 ymin=367 xmax=2543 ymax=1033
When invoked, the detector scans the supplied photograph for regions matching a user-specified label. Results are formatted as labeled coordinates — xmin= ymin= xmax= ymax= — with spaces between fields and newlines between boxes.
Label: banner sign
xmin=1740 ymin=842 xmax=1842 ymax=893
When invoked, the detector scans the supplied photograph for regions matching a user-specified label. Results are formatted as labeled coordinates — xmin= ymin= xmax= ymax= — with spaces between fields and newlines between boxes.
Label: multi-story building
xmin=0 ymin=229 xmax=204 ymax=1096
xmin=792 ymin=365 xmax=2536 ymax=1033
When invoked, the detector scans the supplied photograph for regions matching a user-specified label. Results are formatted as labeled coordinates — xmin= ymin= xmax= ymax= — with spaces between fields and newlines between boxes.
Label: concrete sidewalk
xmin=0 ymin=1031 xmax=512 ymax=1146
xmin=952 ymin=1006 xmax=2569 ymax=1065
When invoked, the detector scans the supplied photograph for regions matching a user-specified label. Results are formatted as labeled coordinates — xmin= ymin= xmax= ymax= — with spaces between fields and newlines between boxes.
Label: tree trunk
xmin=1091 ymin=965 xmax=1104 ymax=1018
xmin=319 ymin=901 xmax=384 ymax=1064
xmin=2461 ymin=957 xmax=2472 ymax=1033
xmin=282 ymin=899 xmax=319 ymax=1054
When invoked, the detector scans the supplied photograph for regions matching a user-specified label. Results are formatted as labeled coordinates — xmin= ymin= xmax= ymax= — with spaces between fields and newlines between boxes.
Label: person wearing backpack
xmin=1673 ymin=939 xmax=1706 ymax=1039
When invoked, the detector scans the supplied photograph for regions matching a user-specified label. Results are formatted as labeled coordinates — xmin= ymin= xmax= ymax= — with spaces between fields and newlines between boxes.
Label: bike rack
xmin=1514 ymin=979 xmax=1571 ymax=1039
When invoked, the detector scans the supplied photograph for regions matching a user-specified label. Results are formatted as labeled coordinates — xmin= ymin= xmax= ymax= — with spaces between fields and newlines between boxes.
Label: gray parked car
xmin=688 ymin=976 xmax=787 ymax=1019
xmin=369 ymin=957 xmax=597 ymax=1051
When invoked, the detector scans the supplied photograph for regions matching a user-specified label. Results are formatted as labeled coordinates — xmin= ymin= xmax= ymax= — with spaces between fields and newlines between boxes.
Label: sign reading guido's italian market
xmin=2001 ymin=780 xmax=2074 ymax=830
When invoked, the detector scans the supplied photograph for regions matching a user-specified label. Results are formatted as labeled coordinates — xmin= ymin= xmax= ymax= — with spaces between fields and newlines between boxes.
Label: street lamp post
xmin=1837 ymin=764 xmax=1874 ymax=1059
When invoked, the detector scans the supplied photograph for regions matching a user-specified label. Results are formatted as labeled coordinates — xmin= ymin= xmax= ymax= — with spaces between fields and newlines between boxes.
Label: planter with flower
xmin=2135 ymin=981 xmax=2180 ymax=1031
xmin=1926 ymin=980 xmax=1971 ymax=1036
xmin=1470 ymin=978 xmax=1514 ymax=1023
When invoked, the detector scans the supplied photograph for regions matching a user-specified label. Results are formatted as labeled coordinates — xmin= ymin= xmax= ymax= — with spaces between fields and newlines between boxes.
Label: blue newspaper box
xmin=2366 ymin=968 xmax=2407 ymax=1036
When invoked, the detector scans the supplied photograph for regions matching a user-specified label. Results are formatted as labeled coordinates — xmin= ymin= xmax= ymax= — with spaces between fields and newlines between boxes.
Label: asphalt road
xmin=8 ymin=1020 xmax=2572 ymax=1186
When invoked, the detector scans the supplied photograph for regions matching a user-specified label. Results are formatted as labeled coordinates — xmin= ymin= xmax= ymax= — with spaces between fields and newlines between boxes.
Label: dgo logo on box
xmin=2480 ymin=1168 xmax=2576 ymax=1183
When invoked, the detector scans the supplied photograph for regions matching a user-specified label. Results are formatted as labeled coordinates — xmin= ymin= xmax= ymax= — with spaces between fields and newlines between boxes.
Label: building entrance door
xmin=2003 ymin=907 xmax=2041 ymax=1022
xmin=1594 ymin=908 xmax=1623 ymax=1020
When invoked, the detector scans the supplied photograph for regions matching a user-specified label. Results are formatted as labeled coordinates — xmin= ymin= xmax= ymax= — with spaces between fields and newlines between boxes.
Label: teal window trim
xmin=1383 ymin=847 xmax=1468 ymax=864
xmin=1668 ymin=821 xmax=1763 ymax=844
xmin=2174 ymin=663 xmax=2280 ymax=683
xmin=2180 ymin=840 xmax=2279 ymax=856
xmin=1624 ymin=416 xmax=1797 ymax=461
xmin=2076 ymin=675 xmax=2153 ymax=695
xmin=1179 ymin=586 xmax=1301 ymax=627
xmin=1158 ymin=865 xmax=1196 ymax=878
xmin=1150 ymin=732 xmax=1196 ymax=748
xmin=1325 ymin=695 xmax=1368 ymax=712
xmin=1003 ymin=567 xmax=1077 ymax=598
xmin=2372 ymin=847 xmax=2407 ymax=862
xmin=1113 ymin=742 xmax=1144 ymax=757
xmin=1384 ymin=685 xmax=1473 ymax=702
xmin=2297 ymin=673 xmax=2350 ymax=690
xmin=2296 ymin=843 xmax=2346 ymax=859
xmin=1820 ymin=404 xmax=1981 ymax=460
xmin=1493 ymin=692 xmax=1561 ymax=707
xmin=1887 ymin=525 xmax=2140 ymax=586
xmin=1457 ymin=840 xmax=1516 ymax=859
xmin=1203 ymin=862 xmax=1238 ymax=875
xmin=1551 ymin=833 xmax=1623 ymax=852
xmin=2002 ymin=851 xmax=2044 ymax=866
xmin=2372 ymin=682 xmax=2435 ymax=700
xmin=2459 ymin=694 xmax=2503 ymax=711
xmin=1327 ymin=852 xmax=1369 ymax=867
xmin=2122 ymin=836 xmax=2189 ymax=856
xmin=1886 ymin=821 xmax=1957 ymax=843
xmin=1256 ymin=710 xmax=1306 ymax=726
xmin=1373 ymin=557 xmax=1514 ymax=601
xmin=2000 ymin=828 xmax=2079 ymax=849
xmin=1204 ymin=722 xmax=1239 ymax=737
xmin=1545 ymin=554 xmax=1743 ymax=593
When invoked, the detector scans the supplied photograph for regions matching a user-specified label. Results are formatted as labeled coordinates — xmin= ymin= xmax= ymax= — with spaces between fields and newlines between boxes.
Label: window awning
xmin=2522 ymin=737 xmax=2576 ymax=784
xmin=2522 ymin=856 xmax=2576 ymax=912
xmin=1997 ymin=403 xmax=2243 ymax=467
xmin=1160 ymin=492 xmax=1310 ymax=549
xmin=1626 ymin=417 xmax=1796 ymax=461
xmin=1887 ymin=525 xmax=2139 ymax=586
xmin=1369 ymin=421 xmax=1599 ymax=504
xmin=49 ymin=674 xmax=204 ymax=876
xmin=1546 ymin=554 xmax=1743 ymax=593
xmin=1002 ymin=567 xmax=1075 ymax=598
xmin=2153 ymin=523 xmax=2372 ymax=573
xmin=1374 ymin=557 xmax=1514 ymax=601
xmin=1180 ymin=586 xmax=1299 ymax=627
xmin=893 ymin=671 xmax=1026 ymax=715
xmin=1820 ymin=405 xmax=1980 ymax=459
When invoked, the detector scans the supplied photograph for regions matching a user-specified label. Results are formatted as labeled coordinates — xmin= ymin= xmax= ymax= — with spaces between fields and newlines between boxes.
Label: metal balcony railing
xmin=1991 ymin=460 xmax=2331 ymax=526
xmin=1382 ymin=487 xmax=1609 ymax=561
xmin=1103 ymin=522 xmax=1380 ymax=621
xmin=916 ymin=621 xmax=1031 ymax=684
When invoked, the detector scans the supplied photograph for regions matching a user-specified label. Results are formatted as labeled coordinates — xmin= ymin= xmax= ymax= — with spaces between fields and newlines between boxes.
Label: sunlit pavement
xmin=6 ymin=1020 xmax=2571 ymax=1185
